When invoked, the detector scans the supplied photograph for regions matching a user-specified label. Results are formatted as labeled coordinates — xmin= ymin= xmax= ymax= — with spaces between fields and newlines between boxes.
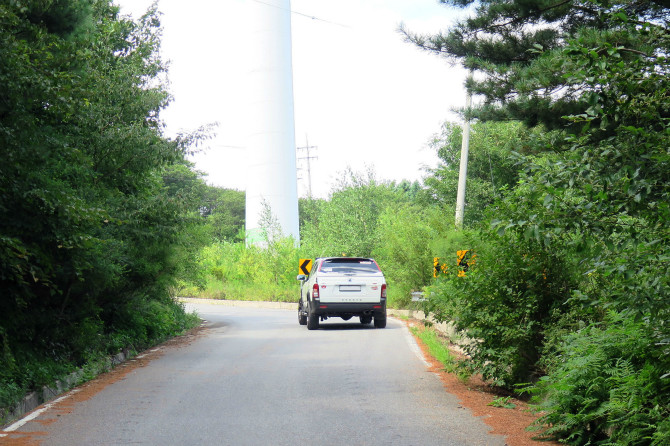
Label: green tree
xmin=372 ymin=204 xmax=439 ymax=305
xmin=300 ymin=168 xmax=408 ymax=257
xmin=424 ymin=120 xmax=529 ymax=225
xmin=0 ymin=0 xmax=205 ymax=409
xmin=298 ymin=196 xmax=326 ymax=234
xmin=406 ymin=1 xmax=669 ymax=442
xmin=401 ymin=0 xmax=669 ymax=132
xmin=411 ymin=0 xmax=669 ymax=350
xmin=199 ymin=186 xmax=245 ymax=242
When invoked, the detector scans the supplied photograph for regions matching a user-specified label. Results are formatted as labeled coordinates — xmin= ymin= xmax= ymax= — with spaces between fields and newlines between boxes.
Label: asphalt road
xmin=6 ymin=302 xmax=506 ymax=445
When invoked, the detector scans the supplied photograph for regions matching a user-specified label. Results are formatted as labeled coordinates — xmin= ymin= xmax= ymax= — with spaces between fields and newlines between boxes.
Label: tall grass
xmin=184 ymin=239 xmax=421 ymax=308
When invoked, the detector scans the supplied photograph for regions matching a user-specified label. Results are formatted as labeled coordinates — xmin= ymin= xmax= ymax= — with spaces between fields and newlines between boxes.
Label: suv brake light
xmin=381 ymin=283 xmax=387 ymax=299
xmin=312 ymin=283 xmax=320 ymax=299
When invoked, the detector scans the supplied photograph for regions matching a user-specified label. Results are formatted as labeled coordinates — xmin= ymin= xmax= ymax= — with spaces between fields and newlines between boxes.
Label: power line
xmin=248 ymin=0 xmax=351 ymax=29
xmin=212 ymin=144 xmax=246 ymax=150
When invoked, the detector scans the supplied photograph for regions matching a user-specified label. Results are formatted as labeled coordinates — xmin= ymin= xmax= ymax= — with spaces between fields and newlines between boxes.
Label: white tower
xmin=245 ymin=0 xmax=300 ymax=244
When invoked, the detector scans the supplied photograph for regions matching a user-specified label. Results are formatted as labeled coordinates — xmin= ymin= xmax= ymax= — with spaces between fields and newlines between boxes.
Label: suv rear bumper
xmin=309 ymin=301 xmax=386 ymax=318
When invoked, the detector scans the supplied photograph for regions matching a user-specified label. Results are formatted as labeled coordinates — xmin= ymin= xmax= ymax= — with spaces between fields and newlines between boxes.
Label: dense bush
xmin=372 ymin=204 xmax=440 ymax=306
xmin=0 ymin=1 xmax=204 ymax=414
xmin=300 ymin=169 xmax=409 ymax=257
xmin=533 ymin=313 xmax=670 ymax=444
xmin=191 ymin=239 xmax=301 ymax=302
xmin=425 ymin=228 xmax=579 ymax=386
xmin=190 ymin=169 xmax=448 ymax=308
xmin=405 ymin=1 xmax=670 ymax=443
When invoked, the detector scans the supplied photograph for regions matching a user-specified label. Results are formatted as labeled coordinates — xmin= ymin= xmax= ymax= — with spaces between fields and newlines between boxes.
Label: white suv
xmin=297 ymin=257 xmax=387 ymax=330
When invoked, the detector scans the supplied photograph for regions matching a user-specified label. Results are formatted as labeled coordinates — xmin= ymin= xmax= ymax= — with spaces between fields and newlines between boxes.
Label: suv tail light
xmin=381 ymin=284 xmax=387 ymax=299
xmin=312 ymin=283 xmax=320 ymax=299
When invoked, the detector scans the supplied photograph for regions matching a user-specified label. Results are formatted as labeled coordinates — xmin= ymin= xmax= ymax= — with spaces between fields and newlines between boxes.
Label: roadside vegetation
xmin=400 ymin=1 xmax=670 ymax=444
xmin=185 ymin=168 xmax=456 ymax=308
xmin=0 ymin=2 xmax=203 ymax=420
xmin=1 ymin=1 xmax=667 ymax=444
xmin=409 ymin=325 xmax=460 ymax=376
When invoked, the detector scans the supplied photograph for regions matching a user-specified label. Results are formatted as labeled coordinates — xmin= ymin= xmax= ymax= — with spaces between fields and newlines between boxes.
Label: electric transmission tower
xmin=297 ymin=135 xmax=318 ymax=198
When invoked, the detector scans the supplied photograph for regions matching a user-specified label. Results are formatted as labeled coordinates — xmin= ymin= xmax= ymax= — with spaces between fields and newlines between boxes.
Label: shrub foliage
xmin=406 ymin=1 xmax=669 ymax=443
xmin=0 ymin=1 xmax=204 ymax=412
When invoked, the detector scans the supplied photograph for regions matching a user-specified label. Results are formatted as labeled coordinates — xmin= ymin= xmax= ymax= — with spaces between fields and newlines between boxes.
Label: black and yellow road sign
xmin=433 ymin=257 xmax=449 ymax=277
xmin=298 ymin=259 xmax=313 ymax=275
xmin=457 ymin=250 xmax=468 ymax=265
xmin=457 ymin=250 xmax=476 ymax=277
xmin=433 ymin=251 xmax=476 ymax=278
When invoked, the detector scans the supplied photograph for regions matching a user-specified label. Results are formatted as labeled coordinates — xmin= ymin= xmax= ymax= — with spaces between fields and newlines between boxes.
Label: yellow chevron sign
xmin=433 ymin=257 xmax=448 ymax=277
xmin=298 ymin=259 xmax=313 ymax=275
xmin=433 ymin=251 xmax=476 ymax=278
xmin=457 ymin=250 xmax=476 ymax=277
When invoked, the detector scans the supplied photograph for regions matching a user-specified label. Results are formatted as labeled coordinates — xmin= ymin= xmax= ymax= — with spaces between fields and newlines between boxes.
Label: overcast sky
xmin=117 ymin=0 xmax=467 ymax=198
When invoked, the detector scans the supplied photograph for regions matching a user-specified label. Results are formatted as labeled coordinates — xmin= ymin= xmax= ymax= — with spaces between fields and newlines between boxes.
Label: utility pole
xmin=455 ymin=71 xmax=473 ymax=230
xmin=296 ymin=135 xmax=318 ymax=198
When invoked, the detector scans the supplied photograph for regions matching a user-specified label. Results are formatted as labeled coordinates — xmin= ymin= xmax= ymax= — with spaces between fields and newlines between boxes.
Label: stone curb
xmin=179 ymin=297 xmax=297 ymax=310
xmin=1 ymin=350 xmax=132 ymax=429
xmin=387 ymin=309 xmax=462 ymax=339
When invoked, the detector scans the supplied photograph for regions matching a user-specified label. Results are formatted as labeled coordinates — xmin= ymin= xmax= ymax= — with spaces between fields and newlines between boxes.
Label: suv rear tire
xmin=307 ymin=309 xmax=319 ymax=330
xmin=374 ymin=314 xmax=387 ymax=329
xmin=298 ymin=301 xmax=307 ymax=325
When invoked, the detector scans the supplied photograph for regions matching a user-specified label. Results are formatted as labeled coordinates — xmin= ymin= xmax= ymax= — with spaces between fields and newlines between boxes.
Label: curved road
xmin=5 ymin=302 xmax=505 ymax=445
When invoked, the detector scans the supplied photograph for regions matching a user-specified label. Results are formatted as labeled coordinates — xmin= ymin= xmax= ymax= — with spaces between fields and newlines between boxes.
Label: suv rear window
xmin=318 ymin=258 xmax=381 ymax=274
